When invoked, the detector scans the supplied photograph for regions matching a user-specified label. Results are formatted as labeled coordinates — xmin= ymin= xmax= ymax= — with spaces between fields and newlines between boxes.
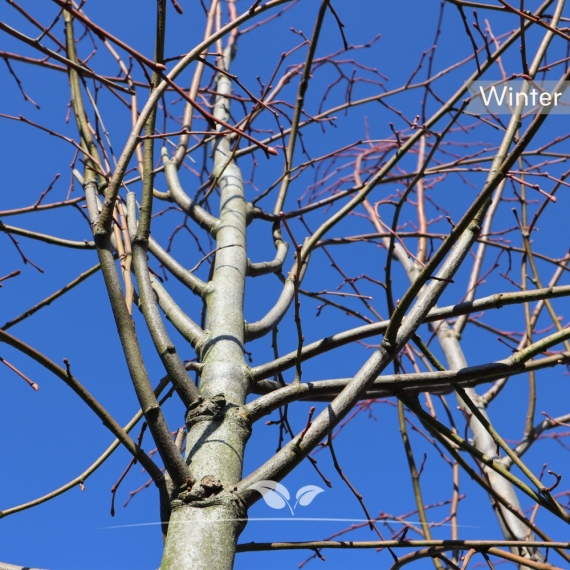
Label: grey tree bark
xmin=161 ymin=45 xmax=251 ymax=570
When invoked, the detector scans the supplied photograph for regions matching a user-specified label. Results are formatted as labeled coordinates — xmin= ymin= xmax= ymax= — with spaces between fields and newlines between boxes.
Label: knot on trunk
xmin=185 ymin=394 xmax=226 ymax=428
xmin=175 ymin=475 xmax=224 ymax=505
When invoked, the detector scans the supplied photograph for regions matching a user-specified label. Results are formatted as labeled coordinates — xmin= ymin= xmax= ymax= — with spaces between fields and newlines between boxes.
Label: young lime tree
xmin=1 ymin=1 xmax=570 ymax=568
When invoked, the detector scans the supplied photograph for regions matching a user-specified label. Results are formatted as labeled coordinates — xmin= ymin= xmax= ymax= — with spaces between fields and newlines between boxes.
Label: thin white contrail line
xmin=102 ymin=518 xmax=479 ymax=529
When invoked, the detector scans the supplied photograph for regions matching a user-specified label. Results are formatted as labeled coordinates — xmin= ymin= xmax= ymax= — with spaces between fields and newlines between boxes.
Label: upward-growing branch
xmin=273 ymin=0 xmax=329 ymax=215
xmin=64 ymin=9 xmax=190 ymax=489
xmin=135 ymin=0 xmax=166 ymax=241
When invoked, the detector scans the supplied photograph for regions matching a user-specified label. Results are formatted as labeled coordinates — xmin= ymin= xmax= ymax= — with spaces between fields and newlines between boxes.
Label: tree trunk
xmin=161 ymin=46 xmax=250 ymax=569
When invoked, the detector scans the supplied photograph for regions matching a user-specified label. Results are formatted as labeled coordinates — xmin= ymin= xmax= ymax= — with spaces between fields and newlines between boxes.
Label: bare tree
xmin=1 ymin=0 xmax=570 ymax=568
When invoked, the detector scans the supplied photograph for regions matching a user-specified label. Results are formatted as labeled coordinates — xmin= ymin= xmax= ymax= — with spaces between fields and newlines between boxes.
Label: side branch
xmin=162 ymin=148 xmax=219 ymax=233
xmin=148 ymin=236 xmax=207 ymax=295
xmin=2 ymin=263 xmax=101 ymax=331
xmin=250 ymin=284 xmax=570 ymax=381
xmin=245 ymin=352 xmax=570 ymax=421
xmin=246 ymin=237 xmax=288 ymax=277
xmin=0 ymin=329 xmax=164 ymax=484
xmin=143 ymin=274 xmax=206 ymax=348
xmin=236 ymin=539 xmax=570 ymax=552
xmin=93 ymin=224 xmax=189 ymax=488
xmin=245 ymin=256 xmax=307 ymax=341
xmin=0 ymin=221 xmax=95 ymax=249
xmin=132 ymin=243 xmax=202 ymax=409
